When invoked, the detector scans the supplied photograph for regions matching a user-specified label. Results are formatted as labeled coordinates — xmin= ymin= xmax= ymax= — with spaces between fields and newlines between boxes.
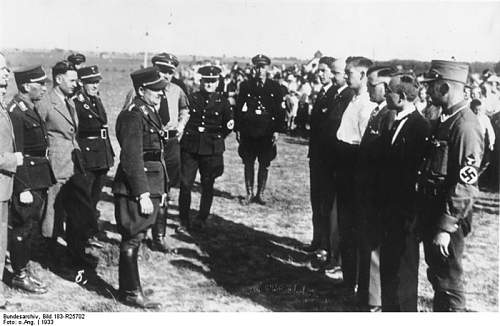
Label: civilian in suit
xmin=379 ymin=74 xmax=430 ymax=311
xmin=0 ymin=53 xmax=24 ymax=307
xmin=355 ymin=66 xmax=396 ymax=311
xmin=36 ymin=61 xmax=96 ymax=270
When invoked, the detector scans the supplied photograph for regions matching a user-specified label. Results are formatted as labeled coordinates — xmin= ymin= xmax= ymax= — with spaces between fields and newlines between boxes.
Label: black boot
xmin=119 ymin=243 xmax=162 ymax=310
xmin=243 ymin=163 xmax=255 ymax=205
xmin=178 ymin=185 xmax=192 ymax=231
xmin=254 ymin=166 xmax=269 ymax=205
xmin=10 ymin=235 xmax=47 ymax=294
xmin=151 ymin=207 xmax=171 ymax=253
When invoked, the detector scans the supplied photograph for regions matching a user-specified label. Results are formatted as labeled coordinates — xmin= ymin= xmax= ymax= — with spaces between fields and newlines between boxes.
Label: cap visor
xmin=145 ymin=78 xmax=168 ymax=91
xmin=82 ymin=76 xmax=102 ymax=84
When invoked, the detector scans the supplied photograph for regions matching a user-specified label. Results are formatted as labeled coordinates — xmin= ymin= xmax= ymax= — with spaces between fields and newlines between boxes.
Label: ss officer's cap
xmin=252 ymin=54 xmax=271 ymax=66
xmin=152 ymin=53 xmax=179 ymax=71
xmin=130 ymin=66 xmax=167 ymax=91
xmin=67 ymin=53 xmax=86 ymax=66
xmin=14 ymin=65 xmax=48 ymax=84
xmin=78 ymin=65 xmax=102 ymax=84
xmin=198 ymin=65 xmax=222 ymax=80
xmin=420 ymin=60 xmax=469 ymax=84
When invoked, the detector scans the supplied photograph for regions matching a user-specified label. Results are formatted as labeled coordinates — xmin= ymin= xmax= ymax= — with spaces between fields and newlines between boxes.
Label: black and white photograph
xmin=0 ymin=0 xmax=499 ymax=317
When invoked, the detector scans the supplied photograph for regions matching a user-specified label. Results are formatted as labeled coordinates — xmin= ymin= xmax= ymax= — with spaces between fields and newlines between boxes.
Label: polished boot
xmin=11 ymin=269 xmax=48 ymax=294
xmin=119 ymin=245 xmax=161 ymax=310
xmin=243 ymin=163 xmax=254 ymax=205
xmin=151 ymin=207 xmax=171 ymax=253
xmin=178 ymin=185 xmax=192 ymax=230
xmin=254 ymin=166 xmax=268 ymax=205
xmin=10 ymin=235 xmax=47 ymax=294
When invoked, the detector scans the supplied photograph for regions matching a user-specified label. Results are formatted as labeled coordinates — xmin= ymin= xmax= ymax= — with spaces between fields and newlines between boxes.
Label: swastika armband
xmin=459 ymin=165 xmax=478 ymax=184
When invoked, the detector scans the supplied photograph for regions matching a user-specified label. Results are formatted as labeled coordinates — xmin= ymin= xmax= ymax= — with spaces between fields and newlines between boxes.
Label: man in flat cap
xmin=73 ymin=65 xmax=114 ymax=249
xmin=417 ymin=60 xmax=484 ymax=311
xmin=307 ymin=57 xmax=354 ymax=276
xmin=178 ymin=65 xmax=233 ymax=231
xmin=378 ymin=74 xmax=430 ymax=312
xmin=235 ymin=54 xmax=285 ymax=205
xmin=6 ymin=66 xmax=56 ymax=294
xmin=112 ymin=66 xmax=167 ymax=309
xmin=355 ymin=65 xmax=396 ymax=311
xmin=149 ymin=52 xmax=190 ymax=246
xmin=336 ymin=56 xmax=377 ymax=299
xmin=0 ymin=53 xmax=24 ymax=307
xmin=36 ymin=61 xmax=96 ymax=270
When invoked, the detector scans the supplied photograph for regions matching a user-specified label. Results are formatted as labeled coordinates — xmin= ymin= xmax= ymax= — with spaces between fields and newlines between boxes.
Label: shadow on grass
xmin=170 ymin=212 xmax=354 ymax=312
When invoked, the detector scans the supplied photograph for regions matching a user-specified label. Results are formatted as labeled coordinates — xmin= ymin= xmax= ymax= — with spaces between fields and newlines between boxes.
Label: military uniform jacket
xmin=181 ymin=91 xmax=233 ymax=155
xmin=113 ymin=97 xmax=167 ymax=198
xmin=308 ymin=85 xmax=354 ymax=160
xmin=36 ymin=88 xmax=81 ymax=182
xmin=419 ymin=101 xmax=484 ymax=234
xmin=235 ymin=78 xmax=285 ymax=138
xmin=7 ymin=94 xmax=56 ymax=193
xmin=73 ymin=90 xmax=114 ymax=171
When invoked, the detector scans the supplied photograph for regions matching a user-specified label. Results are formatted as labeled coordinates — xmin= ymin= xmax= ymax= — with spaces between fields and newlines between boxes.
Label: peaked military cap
xmin=67 ymin=53 xmax=86 ymax=65
xmin=78 ymin=65 xmax=102 ymax=83
xmin=130 ymin=66 xmax=167 ymax=91
xmin=252 ymin=54 xmax=271 ymax=66
xmin=420 ymin=60 xmax=469 ymax=84
xmin=14 ymin=65 xmax=48 ymax=85
xmin=152 ymin=52 xmax=179 ymax=71
xmin=198 ymin=65 xmax=221 ymax=80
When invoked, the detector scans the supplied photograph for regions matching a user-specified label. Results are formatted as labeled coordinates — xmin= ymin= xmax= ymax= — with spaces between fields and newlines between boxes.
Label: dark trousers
xmin=309 ymin=155 xmax=338 ymax=256
xmin=179 ymin=151 xmax=223 ymax=225
xmin=9 ymin=189 xmax=47 ymax=273
xmin=164 ymin=137 xmax=181 ymax=189
xmin=423 ymin=228 xmax=466 ymax=311
xmin=336 ymin=142 xmax=359 ymax=291
xmin=87 ymin=169 xmax=108 ymax=235
xmin=380 ymin=215 xmax=419 ymax=312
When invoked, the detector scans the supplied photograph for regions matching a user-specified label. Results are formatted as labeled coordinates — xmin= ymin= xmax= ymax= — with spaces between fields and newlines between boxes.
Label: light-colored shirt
xmin=336 ymin=91 xmax=378 ymax=145
xmin=164 ymin=82 xmax=189 ymax=130
xmin=477 ymin=112 xmax=496 ymax=150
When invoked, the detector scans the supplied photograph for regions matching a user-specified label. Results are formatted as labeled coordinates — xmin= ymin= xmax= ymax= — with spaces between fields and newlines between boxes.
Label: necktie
xmin=158 ymin=97 xmax=170 ymax=126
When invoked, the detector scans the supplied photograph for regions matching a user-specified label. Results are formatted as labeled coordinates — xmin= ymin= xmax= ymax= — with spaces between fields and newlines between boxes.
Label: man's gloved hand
xmin=19 ymin=191 xmax=33 ymax=204
xmin=272 ymin=132 xmax=279 ymax=144
xmin=139 ymin=193 xmax=154 ymax=215
xmin=15 ymin=152 xmax=23 ymax=166
xmin=433 ymin=231 xmax=451 ymax=257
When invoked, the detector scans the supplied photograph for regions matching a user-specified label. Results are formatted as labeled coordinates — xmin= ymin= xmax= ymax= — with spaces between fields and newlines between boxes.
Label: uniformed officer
xmin=73 ymin=65 xmax=114 ymax=248
xmin=149 ymin=53 xmax=190 ymax=250
xmin=7 ymin=66 xmax=56 ymax=294
xmin=67 ymin=53 xmax=86 ymax=70
xmin=178 ymin=65 xmax=233 ymax=231
xmin=112 ymin=66 xmax=167 ymax=309
xmin=235 ymin=54 xmax=285 ymax=205
xmin=418 ymin=60 xmax=484 ymax=311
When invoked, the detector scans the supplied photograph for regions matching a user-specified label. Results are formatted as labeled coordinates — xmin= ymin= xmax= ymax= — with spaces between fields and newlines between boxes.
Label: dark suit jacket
xmin=308 ymin=85 xmax=354 ymax=161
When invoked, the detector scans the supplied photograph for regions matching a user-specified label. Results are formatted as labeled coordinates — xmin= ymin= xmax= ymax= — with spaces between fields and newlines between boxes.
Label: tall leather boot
xmin=254 ymin=166 xmax=268 ymax=205
xmin=151 ymin=206 xmax=170 ymax=253
xmin=119 ymin=243 xmax=162 ymax=310
xmin=192 ymin=178 xmax=214 ymax=230
xmin=178 ymin=185 xmax=191 ymax=231
xmin=243 ymin=163 xmax=255 ymax=205
xmin=10 ymin=235 xmax=47 ymax=294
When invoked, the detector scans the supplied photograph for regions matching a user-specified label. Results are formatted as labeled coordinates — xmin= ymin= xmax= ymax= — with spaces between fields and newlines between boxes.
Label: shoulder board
xmin=77 ymin=93 xmax=85 ymax=103
xmin=140 ymin=105 xmax=148 ymax=116
xmin=18 ymin=101 xmax=28 ymax=112
xmin=126 ymin=103 xmax=136 ymax=112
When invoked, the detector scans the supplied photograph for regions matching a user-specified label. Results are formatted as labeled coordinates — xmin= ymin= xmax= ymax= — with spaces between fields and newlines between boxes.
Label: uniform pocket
xmin=143 ymin=161 xmax=166 ymax=196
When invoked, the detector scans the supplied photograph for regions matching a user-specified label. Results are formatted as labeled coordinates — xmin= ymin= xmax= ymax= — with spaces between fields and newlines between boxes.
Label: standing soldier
xmin=0 ymin=53 xmax=24 ymax=307
xmin=418 ymin=60 xmax=484 ymax=311
xmin=235 ymin=54 xmax=285 ymax=205
xmin=112 ymin=67 xmax=167 ymax=309
xmin=7 ymin=66 xmax=56 ymax=294
xmin=73 ymin=65 xmax=114 ymax=248
xmin=178 ymin=65 xmax=234 ymax=231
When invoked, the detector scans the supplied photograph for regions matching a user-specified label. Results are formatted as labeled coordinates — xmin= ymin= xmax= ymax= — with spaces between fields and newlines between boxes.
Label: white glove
xmin=19 ymin=191 xmax=33 ymax=204
xmin=15 ymin=152 xmax=23 ymax=166
xmin=139 ymin=193 xmax=154 ymax=215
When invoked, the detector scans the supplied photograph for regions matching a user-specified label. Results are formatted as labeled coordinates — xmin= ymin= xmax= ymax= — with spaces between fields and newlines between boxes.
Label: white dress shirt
xmin=336 ymin=91 xmax=378 ymax=145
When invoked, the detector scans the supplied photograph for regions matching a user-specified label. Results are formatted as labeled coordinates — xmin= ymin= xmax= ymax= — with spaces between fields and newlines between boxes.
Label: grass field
xmin=1 ymin=51 xmax=498 ymax=312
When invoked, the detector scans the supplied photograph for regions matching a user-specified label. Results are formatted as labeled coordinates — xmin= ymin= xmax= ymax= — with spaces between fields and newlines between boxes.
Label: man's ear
xmin=137 ymin=86 xmax=145 ymax=97
xmin=439 ymin=82 xmax=450 ymax=96
xmin=55 ymin=74 xmax=63 ymax=86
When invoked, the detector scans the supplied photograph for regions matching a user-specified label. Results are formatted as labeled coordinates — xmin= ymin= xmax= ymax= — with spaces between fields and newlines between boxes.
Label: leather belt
xmin=161 ymin=130 xmax=178 ymax=139
xmin=78 ymin=127 xmax=108 ymax=139
xmin=24 ymin=149 xmax=48 ymax=157
xmin=143 ymin=151 xmax=163 ymax=161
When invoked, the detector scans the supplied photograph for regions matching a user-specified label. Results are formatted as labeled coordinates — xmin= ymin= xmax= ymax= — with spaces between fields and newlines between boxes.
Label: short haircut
xmin=318 ymin=56 xmax=336 ymax=70
xmin=346 ymin=56 xmax=373 ymax=70
xmin=389 ymin=75 xmax=419 ymax=102
xmin=52 ymin=60 xmax=76 ymax=84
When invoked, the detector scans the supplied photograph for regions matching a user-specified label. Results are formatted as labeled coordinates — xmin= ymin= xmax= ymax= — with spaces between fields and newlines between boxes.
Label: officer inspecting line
xmin=0 ymin=51 xmax=491 ymax=312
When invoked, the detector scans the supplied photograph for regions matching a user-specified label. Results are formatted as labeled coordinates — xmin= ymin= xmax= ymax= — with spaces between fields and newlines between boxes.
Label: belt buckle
xmin=198 ymin=126 xmax=205 ymax=132
xmin=101 ymin=128 xmax=108 ymax=139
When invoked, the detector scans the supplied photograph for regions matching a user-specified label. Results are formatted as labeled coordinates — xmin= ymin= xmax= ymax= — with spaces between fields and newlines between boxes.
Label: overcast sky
xmin=1 ymin=0 xmax=499 ymax=61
